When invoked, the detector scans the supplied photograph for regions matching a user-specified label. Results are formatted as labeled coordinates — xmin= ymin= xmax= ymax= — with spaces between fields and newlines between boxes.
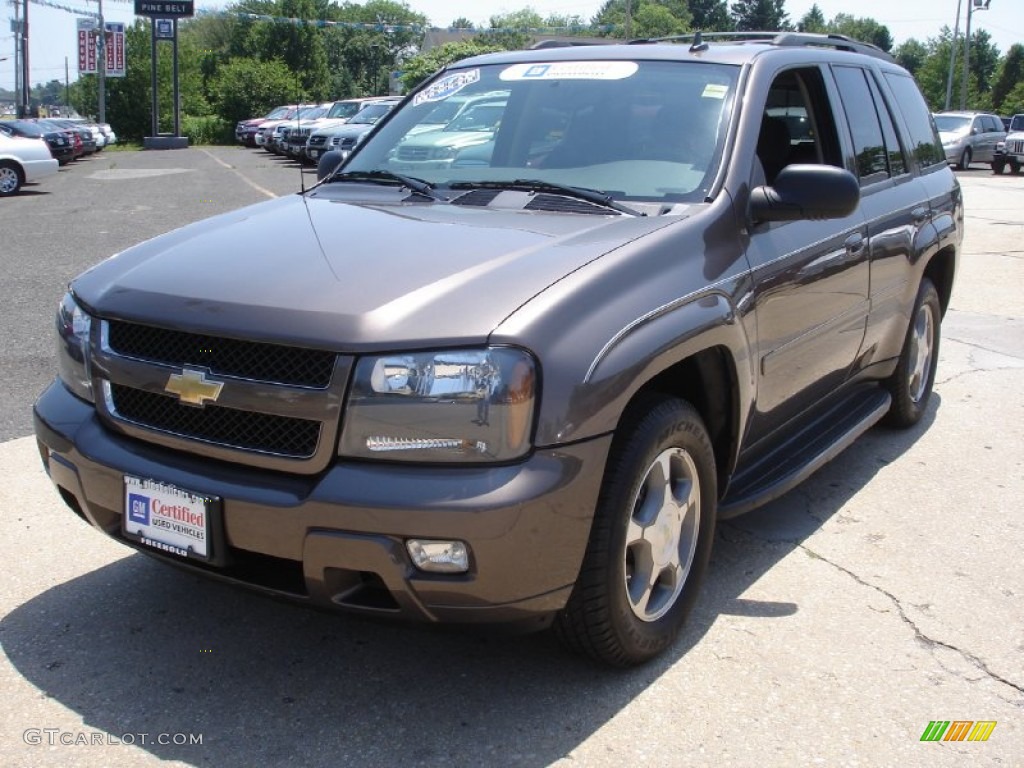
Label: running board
xmin=718 ymin=386 xmax=892 ymax=519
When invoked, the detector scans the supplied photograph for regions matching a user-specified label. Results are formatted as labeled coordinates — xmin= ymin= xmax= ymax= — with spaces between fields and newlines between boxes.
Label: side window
xmin=883 ymin=72 xmax=945 ymax=169
xmin=832 ymin=66 xmax=888 ymax=184
xmin=756 ymin=67 xmax=842 ymax=185
xmin=986 ymin=115 xmax=1003 ymax=133
xmin=867 ymin=73 xmax=907 ymax=177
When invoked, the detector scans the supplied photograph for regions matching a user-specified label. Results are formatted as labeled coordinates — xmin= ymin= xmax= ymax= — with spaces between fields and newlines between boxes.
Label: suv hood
xmin=71 ymin=191 xmax=678 ymax=351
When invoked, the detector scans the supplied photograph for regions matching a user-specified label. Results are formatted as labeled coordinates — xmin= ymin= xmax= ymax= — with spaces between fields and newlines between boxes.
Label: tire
xmin=883 ymin=278 xmax=941 ymax=428
xmin=1012 ymin=162 xmax=1022 ymax=175
xmin=0 ymin=161 xmax=23 ymax=196
xmin=992 ymin=160 xmax=1006 ymax=175
xmin=555 ymin=395 xmax=717 ymax=667
xmin=957 ymin=147 xmax=972 ymax=170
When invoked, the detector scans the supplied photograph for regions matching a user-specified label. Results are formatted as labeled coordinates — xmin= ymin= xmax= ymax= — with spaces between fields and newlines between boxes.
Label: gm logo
xmin=128 ymin=493 xmax=150 ymax=525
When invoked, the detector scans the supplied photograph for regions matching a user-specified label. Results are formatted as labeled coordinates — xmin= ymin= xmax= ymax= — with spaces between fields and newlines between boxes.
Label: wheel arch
xmin=924 ymin=243 xmax=956 ymax=318
xmin=612 ymin=345 xmax=740 ymax=498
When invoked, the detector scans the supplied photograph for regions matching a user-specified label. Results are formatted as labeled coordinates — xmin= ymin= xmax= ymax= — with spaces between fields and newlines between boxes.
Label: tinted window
xmin=884 ymin=73 xmax=945 ymax=168
xmin=866 ymin=73 xmax=907 ymax=177
xmin=833 ymin=66 xmax=887 ymax=183
xmin=984 ymin=115 xmax=1003 ymax=133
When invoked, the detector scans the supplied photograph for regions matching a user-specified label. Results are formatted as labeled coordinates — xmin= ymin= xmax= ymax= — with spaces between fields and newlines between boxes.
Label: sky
xmin=1 ymin=0 xmax=1021 ymax=95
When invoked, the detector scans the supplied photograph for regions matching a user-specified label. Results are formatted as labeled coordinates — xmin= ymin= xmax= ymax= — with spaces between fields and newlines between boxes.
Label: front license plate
xmin=123 ymin=476 xmax=217 ymax=561
xmin=309 ymin=149 xmax=319 ymax=159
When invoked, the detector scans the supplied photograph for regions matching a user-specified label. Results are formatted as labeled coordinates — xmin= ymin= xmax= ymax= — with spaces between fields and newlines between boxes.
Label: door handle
xmin=844 ymin=233 xmax=865 ymax=256
xmin=912 ymin=206 xmax=930 ymax=224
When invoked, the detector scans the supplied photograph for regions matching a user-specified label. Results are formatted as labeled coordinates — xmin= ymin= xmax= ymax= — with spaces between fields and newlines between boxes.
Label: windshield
xmin=344 ymin=59 xmax=737 ymax=203
xmin=934 ymin=114 xmax=970 ymax=133
xmin=351 ymin=104 xmax=394 ymax=124
xmin=266 ymin=106 xmax=291 ymax=119
xmin=328 ymin=101 xmax=363 ymax=119
xmin=1011 ymin=115 xmax=1024 ymax=132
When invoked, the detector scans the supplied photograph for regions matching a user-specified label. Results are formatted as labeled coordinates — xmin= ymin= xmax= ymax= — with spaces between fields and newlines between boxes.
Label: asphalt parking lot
xmin=0 ymin=148 xmax=1021 ymax=767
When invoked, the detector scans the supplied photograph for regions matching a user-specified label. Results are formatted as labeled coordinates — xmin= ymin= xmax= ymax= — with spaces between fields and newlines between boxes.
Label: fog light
xmin=407 ymin=539 xmax=469 ymax=574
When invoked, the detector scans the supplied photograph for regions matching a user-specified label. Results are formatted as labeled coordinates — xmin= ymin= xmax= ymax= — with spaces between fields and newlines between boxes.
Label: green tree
xmin=990 ymin=44 xmax=1024 ymax=112
xmin=827 ymin=14 xmax=892 ymax=51
xmin=211 ymin=56 xmax=299 ymax=124
xmin=1000 ymin=81 xmax=1024 ymax=116
xmin=400 ymin=40 xmax=503 ymax=92
xmin=688 ymin=0 xmax=732 ymax=31
xmin=894 ymin=38 xmax=928 ymax=77
xmin=593 ymin=1 xmax=692 ymax=38
xmin=450 ymin=17 xmax=474 ymax=29
xmin=730 ymin=0 xmax=789 ymax=31
xmin=797 ymin=4 xmax=826 ymax=33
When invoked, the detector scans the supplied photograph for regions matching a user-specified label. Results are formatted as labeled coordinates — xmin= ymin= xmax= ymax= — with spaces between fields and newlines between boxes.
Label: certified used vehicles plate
xmin=123 ymin=476 xmax=216 ymax=561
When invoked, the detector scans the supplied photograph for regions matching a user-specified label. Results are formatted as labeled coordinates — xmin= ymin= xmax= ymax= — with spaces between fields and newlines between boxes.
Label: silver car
xmin=934 ymin=111 xmax=1006 ymax=169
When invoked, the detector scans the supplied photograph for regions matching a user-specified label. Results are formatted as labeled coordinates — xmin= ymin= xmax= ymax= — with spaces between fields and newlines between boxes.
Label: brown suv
xmin=34 ymin=33 xmax=961 ymax=666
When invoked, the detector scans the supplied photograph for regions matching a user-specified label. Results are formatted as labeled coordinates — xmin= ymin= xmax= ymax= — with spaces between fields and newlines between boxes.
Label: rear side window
xmin=833 ymin=66 xmax=888 ymax=184
xmin=884 ymin=72 xmax=945 ymax=169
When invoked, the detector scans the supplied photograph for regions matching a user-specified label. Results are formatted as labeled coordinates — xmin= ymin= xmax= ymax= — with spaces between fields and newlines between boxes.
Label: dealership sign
xmin=77 ymin=20 xmax=126 ymax=77
xmin=133 ymin=0 xmax=194 ymax=17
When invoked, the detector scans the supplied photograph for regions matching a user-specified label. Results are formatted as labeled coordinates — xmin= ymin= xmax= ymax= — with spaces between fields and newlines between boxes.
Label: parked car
xmin=992 ymin=113 xmax=1024 ymax=175
xmin=48 ymin=118 xmax=98 ymax=155
xmin=236 ymin=105 xmax=295 ymax=147
xmin=35 ymin=33 xmax=961 ymax=666
xmin=388 ymin=95 xmax=508 ymax=172
xmin=0 ymin=131 xmax=59 ymax=195
xmin=0 ymin=119 xmax=75 ymax=165
xmin=306 ymin=98 xmax=400 ymax=161
xmin=933 ymin=110 xmax=1006 ymax=169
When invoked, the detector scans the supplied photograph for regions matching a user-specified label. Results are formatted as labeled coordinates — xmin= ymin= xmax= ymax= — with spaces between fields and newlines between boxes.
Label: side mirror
xmin=317 ymin=150 xmax=344 ymax=181
xmin=750 ymin=165 xmax=860 ymax=223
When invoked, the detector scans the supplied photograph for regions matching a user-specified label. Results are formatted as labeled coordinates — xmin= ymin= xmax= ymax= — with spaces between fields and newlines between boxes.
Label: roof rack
xmin=629 ymin=30 xmax=895 ymax=64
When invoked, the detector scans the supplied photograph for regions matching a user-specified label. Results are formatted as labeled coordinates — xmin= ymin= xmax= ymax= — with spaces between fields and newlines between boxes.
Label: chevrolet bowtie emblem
xmin=165 ymin=368 xmax=223 ymax=407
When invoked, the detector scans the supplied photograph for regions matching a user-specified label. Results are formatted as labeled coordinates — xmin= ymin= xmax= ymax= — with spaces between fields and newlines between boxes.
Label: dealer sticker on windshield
xmin=413 ymin=69 xmax=481 ymax=105
xmin=500 ymin=61 xmax=639 ymax=81
xmin=123 ymin=476 xmax=214 ymax=561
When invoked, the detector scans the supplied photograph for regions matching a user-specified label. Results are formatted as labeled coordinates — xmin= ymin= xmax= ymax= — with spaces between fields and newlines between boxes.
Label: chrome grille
xmin=396 ymin=146 xmax=431 ymax=161
xmin=1008 ymin=139 xmax=1024 ymax=154
xmin=308 ymin=136 xmax=327 ymax=148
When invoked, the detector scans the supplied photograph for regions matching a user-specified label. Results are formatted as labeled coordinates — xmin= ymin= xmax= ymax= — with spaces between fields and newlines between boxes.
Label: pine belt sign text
xmin=133 ymin=0 xmax=195 ymax=17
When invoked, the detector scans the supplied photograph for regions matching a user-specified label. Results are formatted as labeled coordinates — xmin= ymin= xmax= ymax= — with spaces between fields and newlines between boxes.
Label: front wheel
xmin=957 ymin=147 xmax=972 ymax=170
xmin=992 ymin=159 xmax=1006 ymax=175
xmin=555 ymin=395 xmax=716 ymax=667
xmin=883 ymin=278 xmax=941 ymax=428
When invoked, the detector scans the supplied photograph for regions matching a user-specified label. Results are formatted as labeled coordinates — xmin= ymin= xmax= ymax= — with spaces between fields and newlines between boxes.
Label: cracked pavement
xmin=1 ymin=156 xmax=1021 ymax=767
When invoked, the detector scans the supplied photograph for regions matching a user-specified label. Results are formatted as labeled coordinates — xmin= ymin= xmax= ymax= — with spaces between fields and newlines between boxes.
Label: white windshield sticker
xmin=702 ymin=83 xmax=728 ymax=100
xmin=413 ymin=69 xmax=481 ymax=105
xmin=499 ymin=61 xmax=639 ymax=82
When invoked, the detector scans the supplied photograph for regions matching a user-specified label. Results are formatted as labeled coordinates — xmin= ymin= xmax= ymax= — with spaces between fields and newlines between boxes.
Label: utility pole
xmin=944 ymin=0 xmax=963 ymax=111
xmin=961 ymin=0 xmax=992 ymax=111
xmin=20 ymin=0 xmax=29 ymax=117
xmin=97 ymin=0 xmax=105 ymax=123
xmin=12 ymin=0 xmax=21 ymax=114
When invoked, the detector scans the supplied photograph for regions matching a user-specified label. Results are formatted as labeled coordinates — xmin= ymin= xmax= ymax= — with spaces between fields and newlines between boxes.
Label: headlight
xmin=56 ymin=292 xmax=94 ymax=403
xmin=339 ymin=347 xmax=537 ymax=463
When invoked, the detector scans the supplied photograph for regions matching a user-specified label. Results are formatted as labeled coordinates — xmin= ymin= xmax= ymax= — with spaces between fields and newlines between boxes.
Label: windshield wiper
xmin=450 ymin=179 xmax=645 ymax=217
xmin=330 ymin=170 xmax=449 ymax=201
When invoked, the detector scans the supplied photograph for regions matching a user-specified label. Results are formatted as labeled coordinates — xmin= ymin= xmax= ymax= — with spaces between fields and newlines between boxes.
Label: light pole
xmin=944 ymin=0 xmax=963 ymax=111
xmin=961 ymin=0 xmax=992 ymax=111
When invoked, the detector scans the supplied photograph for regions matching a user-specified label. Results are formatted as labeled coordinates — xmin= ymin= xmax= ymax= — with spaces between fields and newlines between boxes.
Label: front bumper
xmin=34 ymin=381 xmax=609 ymax=629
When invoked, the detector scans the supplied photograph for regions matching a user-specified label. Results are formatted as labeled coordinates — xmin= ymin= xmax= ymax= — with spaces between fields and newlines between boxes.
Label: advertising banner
xmin=77 ymin=18 xmax=98 ymax=74
xmin=105 ymin=22 xmax=126 ymax=77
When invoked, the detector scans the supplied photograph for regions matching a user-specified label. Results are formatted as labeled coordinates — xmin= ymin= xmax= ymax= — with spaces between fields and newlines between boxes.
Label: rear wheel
xmin=555 ymin=395 xmax=716 ymax=667
xmin=884 ymin=278 xmax=941 ymax=428
xmin=0 ymin=161 xmax=23 ymax=196
xmin=957 ymin=147 xmax=972 ymax=170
